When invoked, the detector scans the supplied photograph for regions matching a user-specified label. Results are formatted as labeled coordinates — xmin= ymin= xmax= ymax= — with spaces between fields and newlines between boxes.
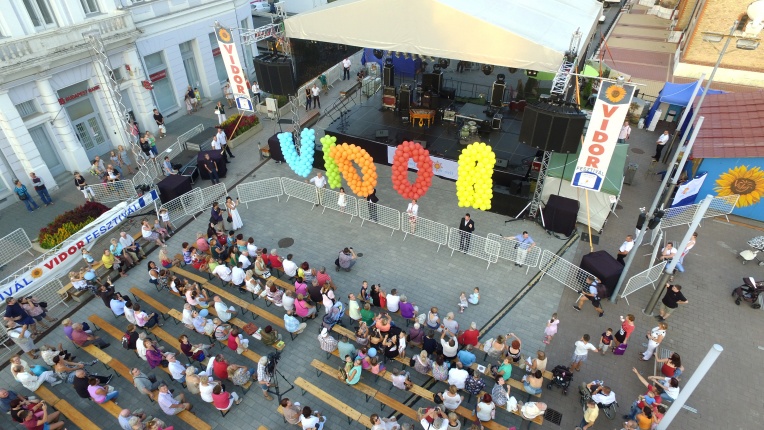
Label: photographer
xmin=335 ymin=247 xmax=357 ymax=272
xmin=257 ymin=356 xmax=274 ymax=401
xmin=419 ymin=407 xmax=449 ymax=429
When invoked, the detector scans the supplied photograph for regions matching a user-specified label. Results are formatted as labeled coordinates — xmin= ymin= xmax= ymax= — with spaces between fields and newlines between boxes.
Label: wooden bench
xmin=294 ymin=377 xmax=372 ymax=428
xmin=35 ymin=386 xmax=101 ymax=430
xmin=130 ymin=287 xmax=170 ymax=320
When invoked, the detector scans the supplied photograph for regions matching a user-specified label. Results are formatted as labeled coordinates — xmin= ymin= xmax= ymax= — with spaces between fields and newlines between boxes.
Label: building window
xmin=209 ymin=33 xmax=228 ymax=84
xmin=80 ymin=0 xmax=100 ymax=15
xmin=15 ymin=100 xmax=39 ymax=119
xmin=23 ymin=0 xmax=57 ymax=30
xmin=143 ymin=51 xmax=176 ymax=113
xmin=109 ymin=67 xmax=124 ymax=83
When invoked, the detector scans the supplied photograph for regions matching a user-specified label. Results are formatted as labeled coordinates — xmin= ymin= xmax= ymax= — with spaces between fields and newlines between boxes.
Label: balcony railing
xmin=0 ymin=14 xmax=139 ymax=72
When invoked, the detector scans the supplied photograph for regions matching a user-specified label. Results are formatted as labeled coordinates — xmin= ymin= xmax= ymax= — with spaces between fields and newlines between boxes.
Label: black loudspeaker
xmin=383 ymin=64 xmax=395 ymax=87
xmin=421 ymin=71 xmax=443 ymax=93
xmin=375 ymin=129 xmax=389 ymax=138
xmin=253 ymin=54 xmax=296 ymax=95
xmin=490 ymin=82 xmax=505 ymax=108
xmin=518 ymin=102 xmax=587 ymax=153
xmin=399 ymin=84 xmax=411 ymax=111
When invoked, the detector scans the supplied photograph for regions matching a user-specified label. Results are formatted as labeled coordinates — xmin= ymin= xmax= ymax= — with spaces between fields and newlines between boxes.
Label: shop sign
xmin=57 ymin=85 xmax=101 ymax=105
xmin=212 ymin=47 xmax=221 ymax=57
xmin=149 ymin=69 xmax=167 ymax=82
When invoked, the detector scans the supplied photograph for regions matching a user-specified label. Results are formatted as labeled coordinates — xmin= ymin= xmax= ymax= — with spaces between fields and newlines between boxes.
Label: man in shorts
xmin=658 ymin=283 xmax=688 ymax=321
xmin=573 ymin=276 xmax=605 ymax=317
xmin=570 ymin=334 xmax=598 ymax=372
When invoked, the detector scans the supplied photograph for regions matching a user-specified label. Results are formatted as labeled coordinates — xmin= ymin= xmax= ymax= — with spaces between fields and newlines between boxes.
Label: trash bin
xmin=624 ymin=163 xmax=638 ymax=185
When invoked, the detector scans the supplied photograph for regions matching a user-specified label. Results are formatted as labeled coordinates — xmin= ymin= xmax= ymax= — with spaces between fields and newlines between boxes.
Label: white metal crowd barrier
xmin=281 ymin=178 xmax=319 ymax=206
xmin=179 ymin=188 xmax=205 ymax=219
xmin=620 ymin=261 xmax=667 ymax=305
xmin=0 ymin=228 xmax=33 ymax=267
xmin=448 ymin=228 xmax=500 ymax=270
xmin=539 ymin=249 xmax=595 ymax=292
xmin=159 ymin=192 xmax=192 ymax=224
xmin=89 ymin=179 xmax=137 ymax=203
xmin=487 ymin=233 xmax=543 ymax=275
xmin=199 ymin=183 xmax=229 ymax=214
xmin=660 ymin=194 xmax=739 ymax=229
xmin=236 ymin=178 xmax=284 ymax=208
xmin=321 ymin=188 xmax=359 ymax=221
xmin=359 ymin=201 xmax=401 ymax=235
xmin=401 ymin=214 xmax=449 ymax=252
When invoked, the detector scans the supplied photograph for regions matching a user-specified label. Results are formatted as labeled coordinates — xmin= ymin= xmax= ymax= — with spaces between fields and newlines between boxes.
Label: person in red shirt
xmin=211 ymin=384 xmax=241 ymax=411
xmin=315 ymin=267 xmax=332 ymax=287
xmin=212 ymin=354 xmax=229 ymax=381
xmin=19 ymin=402 xmax=64 ymax=430
xmin=458 ymin=322 xmax=480 ymax=347
xmin=267 ymin=249 xmax=284 ymax=277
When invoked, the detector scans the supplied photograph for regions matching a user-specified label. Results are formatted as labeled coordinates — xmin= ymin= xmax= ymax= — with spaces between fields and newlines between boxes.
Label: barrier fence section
xmin=180 ymin=188 xmax=205 ymax=219
xmin=448 ymin=228 xmax=500 ymax=270
xmin=281 ymin=178 xmax=319 ymax=206
xmin=160 ymin=192 xmax=193 ymax=224
xmin=539 ymin=249 xmax=595 ymax=292
xmin=401 ymin=214 xmax=449 ymax=252
xmin=359 ymin=201 xmax=400 ymax=236
xmin=487 ymin=233 xmax=543 ymax=275
xmin=0 ymin=228 xmax=33 ymax=267
xmin=199 ymin=183 xmax=229 ymax=214
xmin=236 ymin=178 xmax=284 ymax=208
xmin=660 ymin=194 xmax=739 ymax=229
xmin=90 ymin=179 xmax=137 ymax=203
xmin=321 ymin=188 xmax=358 ymax=221
xmin=621 ymin=261 xmax=667 ymax=306
xmin=162 ymin=124 xmax=205 ymax=168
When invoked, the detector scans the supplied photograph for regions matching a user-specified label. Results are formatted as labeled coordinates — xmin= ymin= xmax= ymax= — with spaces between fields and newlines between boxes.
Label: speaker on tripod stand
xmin=383 ymin=64 xmax=395 ymax=87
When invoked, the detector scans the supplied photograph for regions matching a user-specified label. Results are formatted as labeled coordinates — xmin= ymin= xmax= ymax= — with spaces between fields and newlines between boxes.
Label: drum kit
xmin=459 ymin=120 xmax=480 ymax=144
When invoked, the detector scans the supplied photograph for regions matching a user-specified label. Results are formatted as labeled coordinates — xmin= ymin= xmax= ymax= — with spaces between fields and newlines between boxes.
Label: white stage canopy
xmin=284 ymin=0 xmax=603 ymax=73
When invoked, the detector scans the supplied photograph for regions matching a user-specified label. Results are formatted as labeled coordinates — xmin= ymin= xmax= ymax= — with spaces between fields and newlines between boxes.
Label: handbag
xmin=214 ymin=109 xmax=220 ymax=115
xmin=17 ymin=192 xmax=27 ymax=201
xmin=262 ymin=270 xmax=272 ymax=279
xmin=613 ymin=343 xmax=628 ymax=355
xmin=433 ymin=393 xmax=443 ymax=405
xmin=227 ymin=215 xmax=233 ymax=223
xmin=243 ymin=322 xmax=258 ymax=336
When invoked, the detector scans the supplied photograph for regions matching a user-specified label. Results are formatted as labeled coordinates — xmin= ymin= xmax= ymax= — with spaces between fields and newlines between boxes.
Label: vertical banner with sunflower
xmin=572 ymin=80 xmax=636 ymax=192
xmin=215 ymin=25 xmax=253 ymax=106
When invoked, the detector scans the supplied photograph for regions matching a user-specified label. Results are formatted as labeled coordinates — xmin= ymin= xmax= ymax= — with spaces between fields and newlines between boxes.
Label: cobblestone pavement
xmin=2 ymin=79 xmax=764 ymax=430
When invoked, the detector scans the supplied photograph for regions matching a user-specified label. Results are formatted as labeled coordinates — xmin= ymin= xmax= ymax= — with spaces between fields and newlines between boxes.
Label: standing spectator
xmin=13 ymin=180 xmax=39 ymax=212
xmin=653 ymin=130 xmax=670 ymax=161
xmin=618 ymin=120 xmax=631 ymax=144
xmin=251 ymin=81 xmax=261 ymax=104
xmin=616 ymin=235 xmax=634 ymax=265
xmin=203 ymin=153 xmax=220 ymax=185
xmin=305 ymin=86 xmax=312 ymax=110
xmin=186 ymin=86 xmax=197 ymax=112
xmin=366 ymin=188 xmax=379 ymax=221
xmin=157 ymin=383 xmax=192 ymax=415
xmin=347 ymin=293 xmax=361 ymax=324
xmin=73 ymin=171 xmax=95 ymax=201
xmin=613 ymin=313 xmax=636 ymax=352
xmin=210 ymin=202 xmax=225 ymax=231
xmin=457 ymin=213 xmax=474 ymax=253
xmin=573 ymin=276 xmax=605 ymax=317
xmin=335 ymin=247 xmax=358 ymax=272
xmin=342 ymin=57 xmax=351 ymax=80
xmin=153 ymin=108 xmax=166 ymax=138
xmin=510 ymin=231 xmax=535 ymax=267
xmin=224 ymin=81 xmax=234 ymax=107
xmin=214 ymin=101 xmax=226 ymax=124
xmin=308 ymin=172 xmax=327 ymax=207
xmin=29 ymin=172 xmax=53 ymax=206
xmin=216 ymin=126 xmax=234 ymax=159
xmin=657 ymin=283 xmax=688 ymax=321
xmin=580 ymin=400 xmax=599 ymax=429
xmin=599 ymin=328 xmax=614 ymax=355
xmin=677 ymin=232 xmax=698 ymax=272
xmin=406 ymin=199 xmax=419 ymax=233
xmin=570 ymin=334 xmax=598 ymax=372
xmin=6 ymin=321 xmax=38 ymax=359
xmin=257 ymin=356 xmax=274 ymax=401
xmin=311 ymin=83 xmax=321 ymax=108
xmin=659 ymin=242 xmax=677 ymax=263
xmin=640 ymin=322 xmax=667 ymax=361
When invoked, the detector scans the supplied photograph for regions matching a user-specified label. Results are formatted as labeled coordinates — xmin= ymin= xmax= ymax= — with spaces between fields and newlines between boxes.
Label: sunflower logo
xmin=30 ymin=268 xmax=43 ymax=278
xmin=433 ymin=161 xmax=443 ymax=172
xmin=605 ymin=84 xmax=626 ymax=103
xmin=714 ymin=165 xmax=764 ymax=208
xmin=217 ymin=28 xmax=232 ymax=43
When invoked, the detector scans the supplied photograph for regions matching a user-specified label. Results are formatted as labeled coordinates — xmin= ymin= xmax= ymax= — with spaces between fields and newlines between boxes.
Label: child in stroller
xmin=732 ymin=277 xmax=764 ymax=309
xmin=322 ymin=301 xmax=346 ymax=330
xmin=547 ymin=364 xmax=573 ymax=395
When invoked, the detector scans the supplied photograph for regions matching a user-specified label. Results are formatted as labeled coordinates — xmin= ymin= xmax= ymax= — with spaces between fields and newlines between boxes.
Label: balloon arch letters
xmin=281 ymin=132 xmax=495 ymax=209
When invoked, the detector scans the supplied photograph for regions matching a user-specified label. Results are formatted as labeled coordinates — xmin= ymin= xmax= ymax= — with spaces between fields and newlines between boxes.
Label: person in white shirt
xmin=119 ymin=231 xmax=145 ymax=261
xmin=659 ymin=242 xmax=678 ymax=262
xmin=616 ymin=235 xmax=634 ymax=265
xmin=440 ymin=330 xmax=459 ymax=359
xmin=13 ymin=366 xmax=61 ymax=391
xmin=618 ymin=121 xmax=631 ymax=143
xmin=238 ymin=252 xmax=252 ymax=270
xmin=308 ymin=172 xmax=327 ymax=207
xmin=211 ymin=136 xmax=221 ymax=151
xmin=213 ymin=264 xmax=232 ymax=284
xmin=311 ymin=84 xmax=321 ymax=108
xmin=299 ymin=405 xmax=326 ymax=430
xmin=570 ymin=334 xmax=598 ymax=372
xmin=591 ymin=385 xmax=616 ymax=406
xmin=419 ymin=407 xmax=449 ymax=430
xmin=282 ymin=254 xmax=298 ymax=278
xmin=167 ymin=354 xmax=186 ymax=383
xmin=342 ymin=57 xmax=351 ymax=80
xmin=213 ymin=296 xmax=237 ymax=322
xmin=654 ymin=130 xmax=670 ymax=160
xmin=157 ymin=383 xmax=192 ymax=415
xmin=251 ymin=81 xmax=261 ymax=104
xmin=135 ymin=333 xmax=148 ymax=360
xmin=406 ymin=199 xmax=419 ymax=233
xmin=224 ymin=81 xmax=234 ymax=107
xmin=216 ymin=126 xmax=234 ymax=159
xmin=446 ymin=362 xmax=468 ymax=389
xmin=386 ymin=289 xmax=401 ymax=313
xmin=231 ymin=264 xmax=246 ymax=291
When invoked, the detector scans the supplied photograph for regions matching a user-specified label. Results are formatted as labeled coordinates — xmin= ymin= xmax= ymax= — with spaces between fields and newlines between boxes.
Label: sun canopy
xmin=284 ymin=0 xmax=603 ymax=73
xmin=646 ymin=80 xmax=725 ymax=127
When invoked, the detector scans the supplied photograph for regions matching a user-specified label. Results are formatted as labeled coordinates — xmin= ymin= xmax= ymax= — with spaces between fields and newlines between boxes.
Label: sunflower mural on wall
xmin=714 ymin=165 xmax=764 ymax=208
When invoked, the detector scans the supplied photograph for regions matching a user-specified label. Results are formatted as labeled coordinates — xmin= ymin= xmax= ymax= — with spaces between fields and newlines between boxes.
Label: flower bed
xmin=220 ymin=114 xmax=260 ymax=140
xmin=38 ymin=201 xmax=110 ymax=249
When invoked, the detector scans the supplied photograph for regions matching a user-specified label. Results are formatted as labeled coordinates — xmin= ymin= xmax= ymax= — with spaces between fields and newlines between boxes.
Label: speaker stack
xmin=383 ymin=64 xmax=395 ymax=87
xmin=253 ymin=54 xmax=296 ymax=95
xmin=398 ymin=84 xmax=411 ymax=112
xmin=518 ymin=101 xmax=587 ymax=153
xmin=490 ymin=82 xmax=505 ymax=108
xmin=421 ymin=71 xmax=443 ymax=93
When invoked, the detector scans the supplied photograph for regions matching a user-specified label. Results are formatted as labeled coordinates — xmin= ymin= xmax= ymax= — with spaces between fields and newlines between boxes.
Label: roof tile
xmin=692 ymin=91 xmax=764 ymax=159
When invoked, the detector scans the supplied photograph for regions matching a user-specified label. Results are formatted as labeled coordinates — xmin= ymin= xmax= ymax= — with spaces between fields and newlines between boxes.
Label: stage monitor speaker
xmin=399 ymin=85 xmax=411 ymax=111
xmin=490 ymin=82 xmax=505 ymax=108
xmin=495 ymin=158 xmax=508 ymax=168
xmin=375 ymin=129 xmax=389 ymax=138
xmin=253 ymin=54 xmax=296 ymax=95
xmin=422 ymin=71 xmax=443 ymax=93
xmin=412 ymin=139 xmax=428 ymax=149
xmin=518 ymin=102 xmax=586 ymax=153
xmin=383 ymin=64 xmax=395 ymax=87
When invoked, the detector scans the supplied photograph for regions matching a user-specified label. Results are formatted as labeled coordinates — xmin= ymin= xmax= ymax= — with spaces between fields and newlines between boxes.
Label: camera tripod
xmin=266 ymin=367 xmax=293 ymax=402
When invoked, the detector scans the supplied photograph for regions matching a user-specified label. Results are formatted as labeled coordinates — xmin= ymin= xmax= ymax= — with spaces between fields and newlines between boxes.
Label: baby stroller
xmin=732 ymin=277 xmax=764 ymax=309
xmin=322 ymin=301 xmax=346 ymax=330
xmin=547 ymin=365 xmax=573 ymax=395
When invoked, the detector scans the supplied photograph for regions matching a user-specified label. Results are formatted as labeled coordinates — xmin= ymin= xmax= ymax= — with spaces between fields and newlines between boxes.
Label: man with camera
xmin=335 ymin=247 xmax=357 ymax=272
xmin=257 ymin=355 xmax=275 ymax=401
xmin=419 ymin=407 xmax=449 ymax=429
